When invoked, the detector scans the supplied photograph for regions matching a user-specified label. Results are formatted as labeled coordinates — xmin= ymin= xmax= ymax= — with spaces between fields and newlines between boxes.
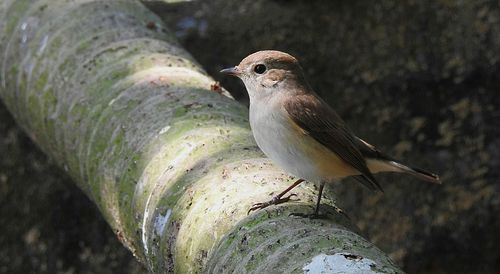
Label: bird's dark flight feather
xmin=354 ymin=136 xmax=441 ymax=183
xmin=284 ymin=94 xmax=383 ymax=192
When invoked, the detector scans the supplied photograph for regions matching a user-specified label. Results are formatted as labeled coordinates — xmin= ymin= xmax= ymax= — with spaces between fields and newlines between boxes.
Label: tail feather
xmin=355 ymin=137 xmax=441 ymax=184
xmin=387 ymin=161 xmax=441 ymax=184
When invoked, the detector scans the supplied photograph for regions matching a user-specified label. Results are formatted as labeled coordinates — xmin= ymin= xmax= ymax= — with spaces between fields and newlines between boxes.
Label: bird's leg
xmin=291 ymin=181 xmax=350 ymax=219
xmin=248 ymin=178 xmax=304 ymax=214
xmin=290 ymin=182 xmax=340 ymax=219
xmin=313 ymin=181 xmax=326 ymax=216
xmin=316 ymin=182 xmax=350 ymax=219
xmin=290 ymin=181 xmax=326 ymax=219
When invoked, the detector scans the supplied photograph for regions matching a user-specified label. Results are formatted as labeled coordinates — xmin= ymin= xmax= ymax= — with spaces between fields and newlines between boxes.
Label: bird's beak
xmin=220 ymin=66 xmax=241 ymax=77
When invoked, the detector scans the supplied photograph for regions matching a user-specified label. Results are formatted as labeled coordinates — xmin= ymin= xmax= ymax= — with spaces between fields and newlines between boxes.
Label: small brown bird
xmin=221 ymin=50 xmax=440 ymax=216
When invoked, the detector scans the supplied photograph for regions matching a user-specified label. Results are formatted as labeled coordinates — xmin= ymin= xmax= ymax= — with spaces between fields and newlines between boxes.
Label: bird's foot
xmin=248 ymin=194 xmax=298 ymax=214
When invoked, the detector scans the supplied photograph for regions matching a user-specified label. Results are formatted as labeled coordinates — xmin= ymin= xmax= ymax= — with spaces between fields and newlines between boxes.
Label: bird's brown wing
xmin=284 ymin=94 xmax=383 ymax=191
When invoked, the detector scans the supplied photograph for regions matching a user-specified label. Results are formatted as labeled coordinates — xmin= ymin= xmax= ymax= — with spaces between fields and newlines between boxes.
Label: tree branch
xmin=0 ymin=0 xmax=402 ymax=273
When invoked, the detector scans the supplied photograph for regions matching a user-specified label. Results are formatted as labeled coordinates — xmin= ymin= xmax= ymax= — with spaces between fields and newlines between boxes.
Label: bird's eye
xmin=253 ymin=64 xmax=267 ymax=74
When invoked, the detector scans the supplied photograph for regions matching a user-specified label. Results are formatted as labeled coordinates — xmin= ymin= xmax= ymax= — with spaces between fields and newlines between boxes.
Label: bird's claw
xmin=247 ymin=193 xmax=298 ymax=214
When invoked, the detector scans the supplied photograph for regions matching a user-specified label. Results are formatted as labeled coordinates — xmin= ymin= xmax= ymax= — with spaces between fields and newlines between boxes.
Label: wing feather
xmin=284 ymin=94 xmax=383 ymax=192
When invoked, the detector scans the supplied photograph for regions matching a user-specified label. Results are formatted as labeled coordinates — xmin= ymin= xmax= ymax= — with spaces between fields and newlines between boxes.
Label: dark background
xmin=1 ymin=1 xmax=499 ymax=273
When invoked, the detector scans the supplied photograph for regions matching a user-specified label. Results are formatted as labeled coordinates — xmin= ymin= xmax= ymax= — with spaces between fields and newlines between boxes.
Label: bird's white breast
xmin=249 ymin=99 xmax=356 ymax=183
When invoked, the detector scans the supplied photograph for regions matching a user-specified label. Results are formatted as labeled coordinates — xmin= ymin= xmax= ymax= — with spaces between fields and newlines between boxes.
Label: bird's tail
xmin=388 ymin=161 xmax=441 ymax=184
xmin=367 ymin=159 xmax=441 ymax=184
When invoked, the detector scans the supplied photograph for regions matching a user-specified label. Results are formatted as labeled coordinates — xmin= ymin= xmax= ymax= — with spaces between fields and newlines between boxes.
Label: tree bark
xmin=0 ymin=0 xmax=402 ymax=273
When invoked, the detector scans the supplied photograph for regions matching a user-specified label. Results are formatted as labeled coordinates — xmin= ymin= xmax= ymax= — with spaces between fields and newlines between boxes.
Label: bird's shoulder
xmin=282 ymin=93 xmax=345 ymax=131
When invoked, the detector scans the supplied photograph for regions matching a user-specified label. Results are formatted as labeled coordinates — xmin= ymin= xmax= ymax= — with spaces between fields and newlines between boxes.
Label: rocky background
xmin=1 ymin=1 xmax=499 ymax=273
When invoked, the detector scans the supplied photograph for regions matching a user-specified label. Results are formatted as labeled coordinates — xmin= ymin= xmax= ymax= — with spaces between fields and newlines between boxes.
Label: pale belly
xmin=249 ymin=105 xmax=359 ymax=183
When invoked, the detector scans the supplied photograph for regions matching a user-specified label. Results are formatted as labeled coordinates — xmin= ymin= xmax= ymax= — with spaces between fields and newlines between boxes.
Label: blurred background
xmin=1 ymin=1 xmax=499 ymax=273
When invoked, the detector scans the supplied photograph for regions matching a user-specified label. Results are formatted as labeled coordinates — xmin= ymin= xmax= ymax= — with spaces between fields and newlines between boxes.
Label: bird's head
xmin=221 ymin=50 xmax=309 ymax=102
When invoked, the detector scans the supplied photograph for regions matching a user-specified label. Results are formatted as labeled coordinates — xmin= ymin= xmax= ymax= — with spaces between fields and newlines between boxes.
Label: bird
xmin=220 ymin=50 xmax=440 ymax=216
